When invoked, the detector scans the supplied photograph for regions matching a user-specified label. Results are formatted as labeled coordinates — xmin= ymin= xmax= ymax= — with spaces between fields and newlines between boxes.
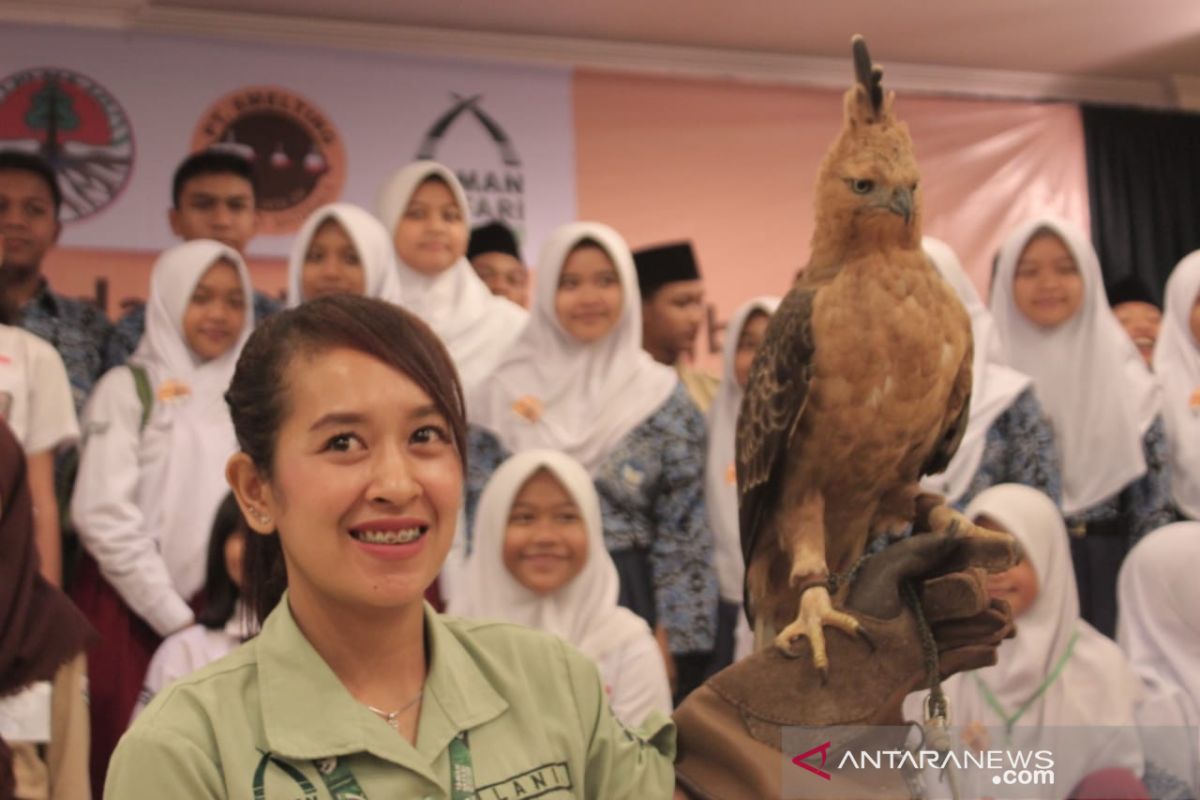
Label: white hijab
xmin=705 ymin=296 xmax=780 ymax=603
xmin=1117 ymin=522 xmax=1200 ymax=792
xmin=129 ymin=240 xmax=254 ymax=600
xmin=1153 ymin=251 xmax=1200 ymax=520
xmin=448 ymin=449 xmax=652 ymax=660
xmin=905 ymin=484 xmax=1143 ymax=797
xmin=920 ymin=237 xmax=1033 ymax=504
xmin=286 ymin=202 xmax=404 ymax=308
xmin=990 ymin=217 xmax=1160 ymax=515
xmin=377 ymin=161 xmax=527 ymax=395
xmin=470 ymin=222 xmax=679 ymax=473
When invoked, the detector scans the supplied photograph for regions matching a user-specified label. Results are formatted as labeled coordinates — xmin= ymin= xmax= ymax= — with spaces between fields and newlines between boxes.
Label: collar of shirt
xmin=257 ymin=594 xmax=508 ymax=782
xmin=23 ymin=278 xmax=61 ymax=317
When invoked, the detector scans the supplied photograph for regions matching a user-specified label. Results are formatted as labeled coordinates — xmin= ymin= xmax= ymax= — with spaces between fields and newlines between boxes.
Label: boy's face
xmin=169 ymin=172 xmax=258 ymax=254
xmin=0 ymin=168 xmax=60 ymax=276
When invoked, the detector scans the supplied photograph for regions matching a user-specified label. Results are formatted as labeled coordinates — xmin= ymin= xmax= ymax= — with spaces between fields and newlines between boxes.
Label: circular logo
xmin=0 ymin=67 xmax=135 ymax=223
xmin=191 ymin=86 xmax=346 ymax=235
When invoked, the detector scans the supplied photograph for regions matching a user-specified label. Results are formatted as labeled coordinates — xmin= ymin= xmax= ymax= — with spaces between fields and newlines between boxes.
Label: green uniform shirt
xmin=105 ymin=598 xmax=676 ymax=799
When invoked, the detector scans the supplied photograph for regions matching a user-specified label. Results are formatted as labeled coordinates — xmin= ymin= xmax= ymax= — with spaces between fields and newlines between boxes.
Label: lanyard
xmin=973 ymin=630 xmax=1079 ymax=740
xmin=305 ymin=732 xmax=476 ymax=800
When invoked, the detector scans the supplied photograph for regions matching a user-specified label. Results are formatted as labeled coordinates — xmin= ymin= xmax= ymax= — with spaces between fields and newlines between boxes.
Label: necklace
xmin=366 ymin=690 xmax=423 ymax=730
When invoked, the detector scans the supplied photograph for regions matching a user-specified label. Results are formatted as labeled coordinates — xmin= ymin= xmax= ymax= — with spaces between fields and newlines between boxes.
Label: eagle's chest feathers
xmin=803 ymin=254 xmax=968 ymax=471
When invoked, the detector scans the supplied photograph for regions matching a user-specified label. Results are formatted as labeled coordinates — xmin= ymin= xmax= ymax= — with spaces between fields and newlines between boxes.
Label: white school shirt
xmin=132 ymin=605 xmax=256 ymax=722
xmin=595 ymin=630 xmax=674 ymax=729
xmin=71 ymin=367 xmax=198 ymax=636
xmin=0 ymin=324 xmax=79 ymax=454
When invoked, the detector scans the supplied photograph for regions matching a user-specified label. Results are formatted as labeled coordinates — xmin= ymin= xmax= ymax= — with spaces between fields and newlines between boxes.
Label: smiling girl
xmin=70 ymin=239 xmax=254 ymax=787
xmin=989 ymin=217 xmax=1172 ymax=638
xmin=104 ymin=295 xmax=675 ymax=798
xmin=287 ymin=202 xmax=404 ymax=308
xmin=376 ymin=161 xmax=527 ymax=396
xmin=451 ymin=449 xmax=672 ymax=729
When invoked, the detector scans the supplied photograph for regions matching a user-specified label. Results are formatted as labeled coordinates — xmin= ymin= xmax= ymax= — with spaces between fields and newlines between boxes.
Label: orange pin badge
xmin=512 ymin=395 xmax=543 ymax=423
xmin=157 ymin=379 xmax=191 ymax=404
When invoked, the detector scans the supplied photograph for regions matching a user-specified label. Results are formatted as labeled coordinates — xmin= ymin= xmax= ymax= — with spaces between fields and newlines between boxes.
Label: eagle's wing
xmin=736 ymin=283 xmax=818 ymax=584
xmin=920 ymin=337 xmax=974 ymax=477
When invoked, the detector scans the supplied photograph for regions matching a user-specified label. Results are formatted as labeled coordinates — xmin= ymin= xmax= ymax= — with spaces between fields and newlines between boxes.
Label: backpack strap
xmin=128 ymin=364 xmax=154 ymax=432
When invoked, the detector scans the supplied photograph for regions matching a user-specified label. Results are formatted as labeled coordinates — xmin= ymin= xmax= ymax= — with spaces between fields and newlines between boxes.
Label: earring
xmin=254 ymin=509 xmax=272 ymax=526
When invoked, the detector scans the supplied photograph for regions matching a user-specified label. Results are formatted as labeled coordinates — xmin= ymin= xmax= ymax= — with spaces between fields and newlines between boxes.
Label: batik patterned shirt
xmin=19 ymin=280 xmax=114 ymax=417
xmin=956 ymin=388 xmax=1063 ymax=510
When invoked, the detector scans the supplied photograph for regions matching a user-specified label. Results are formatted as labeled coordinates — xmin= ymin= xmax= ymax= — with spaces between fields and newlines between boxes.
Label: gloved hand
xmin=672 ymin=525 xmax=1016 ymax=800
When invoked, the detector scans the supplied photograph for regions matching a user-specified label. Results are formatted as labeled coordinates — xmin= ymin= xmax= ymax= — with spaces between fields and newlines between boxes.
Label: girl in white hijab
xmin=920 ymin=237 xmax=1060 ymax=509
xmin=376 ymin=161 xmax=527 ymax=395
xmin=450 ymin=449 xmax=671 ymax=728
xmin=469 ymin=221 xmax=717 ymax=701
xmin=286 ymin=202 xmax=404 ymax=308
xmin=704 ymin=296 xmax=780 ymax=667
xmin=990 ymin=217 xmax=1172 ymax=638
xmin=1118 ymin=522 xmax=1200 ymax=795
xmin=70 ymin=239 xmax=254 ymax=780
xmin=905 ymin=484 xmax=1145 ymax=799
xmin=1152 ymin=250 xmax=1200 ymax=521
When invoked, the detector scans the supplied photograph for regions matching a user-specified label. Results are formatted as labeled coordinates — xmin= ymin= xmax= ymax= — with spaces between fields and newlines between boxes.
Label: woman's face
xmin=734 ymin=311 xmax=770 ymax=390
xmin=976 ymin=515 xmax=1039 ymax=618
xmin=502 ymin=469 xmax=589 ymax=596
xmin=554 ymin=245 xmax=623 ymax=344
xmin=392 ymin=178 xmax=467 ymax=276
xmin=182 ymin=258 xmax=247 ymax=362
xmin=258 ymin=346 xmax=461 ymax=614
xmin=301 ymin=218 xmax=365 ymax=301
xmin=1012 ymin=232 xmax=1084 ymax=329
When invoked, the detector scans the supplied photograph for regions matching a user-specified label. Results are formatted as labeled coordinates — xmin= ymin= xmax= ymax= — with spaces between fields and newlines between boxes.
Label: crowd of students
xmin=0 ymin=143 xmax=1198 ymax=799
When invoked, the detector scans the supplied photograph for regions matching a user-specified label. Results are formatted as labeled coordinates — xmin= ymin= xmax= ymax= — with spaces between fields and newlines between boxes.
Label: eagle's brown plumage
xmin=736 ymin=36 xmax=975 ymax=671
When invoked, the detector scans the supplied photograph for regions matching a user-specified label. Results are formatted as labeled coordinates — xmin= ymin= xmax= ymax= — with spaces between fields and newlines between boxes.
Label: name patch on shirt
xmin=475 ymin=762 xmax=572 ymax=799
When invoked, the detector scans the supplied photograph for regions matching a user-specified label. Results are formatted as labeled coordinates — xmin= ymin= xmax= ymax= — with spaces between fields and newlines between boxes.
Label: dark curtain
xmin=1082 ymin=104 xmax=1200 ymax=303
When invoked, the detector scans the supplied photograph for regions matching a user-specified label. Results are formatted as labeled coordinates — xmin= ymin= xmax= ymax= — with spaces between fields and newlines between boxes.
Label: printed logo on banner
xmin=0 ymin=67 xmax=135 ymax=222
xmin=416 ymin=93 xmax=525 ymax=234
xmin=191 ymin=86 xmax=346 ymax=235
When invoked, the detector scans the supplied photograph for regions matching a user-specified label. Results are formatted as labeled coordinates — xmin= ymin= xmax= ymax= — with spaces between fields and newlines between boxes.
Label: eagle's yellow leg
xmin=774 ymin=490 xmax=861 ymax=677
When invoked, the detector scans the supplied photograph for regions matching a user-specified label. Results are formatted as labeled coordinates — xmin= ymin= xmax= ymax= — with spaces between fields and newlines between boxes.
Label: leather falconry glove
xmin=672 ymin=524 xmax=1017 ymax=800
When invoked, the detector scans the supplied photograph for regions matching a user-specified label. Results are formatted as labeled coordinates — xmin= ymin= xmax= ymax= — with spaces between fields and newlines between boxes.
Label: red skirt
xmin=70 ymin=556 xmax=175 ymax=793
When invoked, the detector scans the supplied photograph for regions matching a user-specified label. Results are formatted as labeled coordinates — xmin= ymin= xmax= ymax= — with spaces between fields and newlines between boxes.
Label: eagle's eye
xmin=848 ymin=178 xmax=875 ymax=195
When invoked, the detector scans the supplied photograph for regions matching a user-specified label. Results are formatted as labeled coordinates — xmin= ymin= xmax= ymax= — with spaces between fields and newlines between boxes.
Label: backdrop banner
xmin=0 ymin=24 xmax=576 ymax=261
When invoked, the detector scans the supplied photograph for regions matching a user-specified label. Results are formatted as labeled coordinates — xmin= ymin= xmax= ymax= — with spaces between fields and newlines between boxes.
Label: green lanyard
xmin=973 ymin=630 xmax=1079 ymax=741
xmin=304 ymin=732 xmax=476 ymax=800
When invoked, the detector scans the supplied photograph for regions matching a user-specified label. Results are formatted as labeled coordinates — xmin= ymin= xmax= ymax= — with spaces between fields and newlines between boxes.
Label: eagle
xmin=736 ymin=36 xmax=981 ymax=676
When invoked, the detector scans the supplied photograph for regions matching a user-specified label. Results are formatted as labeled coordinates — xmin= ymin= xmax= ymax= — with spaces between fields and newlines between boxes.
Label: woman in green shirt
xmin=105 ymin=295 xmax=675 ymax=799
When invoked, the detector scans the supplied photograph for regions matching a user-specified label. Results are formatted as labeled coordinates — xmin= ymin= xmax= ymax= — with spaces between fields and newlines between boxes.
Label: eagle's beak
xmin=888 ymin=187 xmax=913 ymax=225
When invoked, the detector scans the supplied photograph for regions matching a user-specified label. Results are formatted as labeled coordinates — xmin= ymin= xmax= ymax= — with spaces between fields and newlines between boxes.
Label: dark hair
xmin=0 ymin=150 xmax=62 ymax=216
xmin=225 ymin=295 xmax=468 ymax=623
xmin=172 ymin=149 xmax=258 ymax=208
xmin=196 ymin=492 xmax=250 ymax=630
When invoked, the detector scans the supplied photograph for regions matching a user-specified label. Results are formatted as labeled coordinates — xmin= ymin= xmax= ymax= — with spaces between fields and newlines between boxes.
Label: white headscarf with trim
xmin=377 ymin=160 xmax=527 ymax=394
xmin=286 ymin=202 xmax=404 ymax=308
xmin=469 ymin=222 xmax=678 ymax=472
xmin=705 ymin=296 xmax=780 ymax=602
xmin=1118 ymin=521 xmax=1200 ymax=791
xmin=990 ymin=217 xmax=1160 ymax=515
xmin=448 ymin=449 xmax=652 ymax=660
xmin=1152 ymin=250 xmax=1200 ymax=519
xmin=129 ymin=240 xmax=254 ymax=600
xmin=920 ymin=237 xmax=1032 ymax=504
